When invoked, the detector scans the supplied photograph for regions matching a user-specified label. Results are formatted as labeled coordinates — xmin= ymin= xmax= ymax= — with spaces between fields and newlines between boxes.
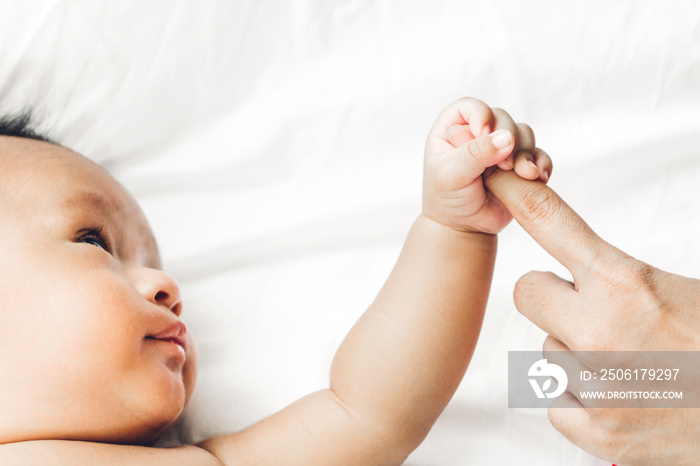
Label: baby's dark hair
xmin=0 ymin=110 xmax=54 ymax=143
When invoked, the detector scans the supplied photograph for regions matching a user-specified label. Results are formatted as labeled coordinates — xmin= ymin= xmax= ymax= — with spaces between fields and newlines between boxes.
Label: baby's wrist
xmin=416 ymin=213 xmax=498 ymax=248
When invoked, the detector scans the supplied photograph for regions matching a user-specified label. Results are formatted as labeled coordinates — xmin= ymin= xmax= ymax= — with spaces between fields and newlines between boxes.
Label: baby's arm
xmin=197 ymin=98 xmax=552 ymax=464
xmin=330 ymin=213 xmax=497 ymax=454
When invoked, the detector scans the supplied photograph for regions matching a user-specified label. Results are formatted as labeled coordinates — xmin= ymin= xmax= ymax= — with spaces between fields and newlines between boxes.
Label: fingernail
xmin=528 ymin=160 xmax=537 ymax=170
xmin=482 ymin=125 xmax=491 ymax=136
xmin=491 ymin=129 xmax=512 ymax=149
xmin=542 ymin=170 xmax=550 ymax=182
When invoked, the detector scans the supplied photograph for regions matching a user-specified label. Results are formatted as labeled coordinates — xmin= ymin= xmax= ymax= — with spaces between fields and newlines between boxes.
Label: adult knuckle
xmin=628 ymin=261 xmax=660 ymax=293
xmin=517 ymin=188 xmax=558 ymax=227
xmin=603 ymin=258 xmax=661 ymax=303
xmin=513 ymin=272 xmax=537 ymax=305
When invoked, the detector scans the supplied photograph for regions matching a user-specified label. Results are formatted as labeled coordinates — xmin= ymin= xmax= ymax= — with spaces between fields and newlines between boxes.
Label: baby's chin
xmin=83 ymin=332 xmax=197 ymax=446
xmin=105 ymin=377 xmax=191 ymax=446
xmin=107 ymin=408 xmax=185 ymax=447
xmin=134 ymin=420 xmax=181 ymax=447
xmin=125 ymin=337 xmax=196 ymax=445
xmin=52 ymin=409 xmax=182 ymax=447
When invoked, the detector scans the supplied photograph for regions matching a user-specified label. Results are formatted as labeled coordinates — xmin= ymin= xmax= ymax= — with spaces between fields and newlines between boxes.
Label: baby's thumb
xmin=450 ymin=129 xmax=514 ymax=180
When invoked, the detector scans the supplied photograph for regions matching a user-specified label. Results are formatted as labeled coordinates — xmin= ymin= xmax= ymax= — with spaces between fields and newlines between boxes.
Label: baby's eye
xmin=77 ymin=226 xmax=111 ymax=253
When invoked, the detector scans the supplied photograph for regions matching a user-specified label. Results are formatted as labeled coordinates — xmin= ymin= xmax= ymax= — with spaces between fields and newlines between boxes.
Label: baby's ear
xmin=446 ymin=125 xmax=474 ymax=148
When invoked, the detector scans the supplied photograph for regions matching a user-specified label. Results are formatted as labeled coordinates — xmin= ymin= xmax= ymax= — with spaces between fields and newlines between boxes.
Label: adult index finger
xmin=484 ymin=169 xmax=619 ymax=280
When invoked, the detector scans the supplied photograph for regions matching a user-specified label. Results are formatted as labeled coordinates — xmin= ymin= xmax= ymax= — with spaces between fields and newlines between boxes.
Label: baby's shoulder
xmin=0 ymin=439 xmax=222 ymax=465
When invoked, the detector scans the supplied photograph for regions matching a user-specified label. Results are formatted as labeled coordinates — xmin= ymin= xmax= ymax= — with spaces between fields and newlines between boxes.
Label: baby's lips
xmin=148 ymin=321 xmax=187 ymax=350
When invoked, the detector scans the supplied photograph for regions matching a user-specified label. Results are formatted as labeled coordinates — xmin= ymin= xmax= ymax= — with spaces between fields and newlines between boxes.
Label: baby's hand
xmin=422 ymin=97 xmax=552 ymax=234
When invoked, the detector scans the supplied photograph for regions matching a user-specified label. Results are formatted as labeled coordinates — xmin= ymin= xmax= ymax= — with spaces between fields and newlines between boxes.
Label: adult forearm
xmin=330 ymin=213 xmax=496 ymax=448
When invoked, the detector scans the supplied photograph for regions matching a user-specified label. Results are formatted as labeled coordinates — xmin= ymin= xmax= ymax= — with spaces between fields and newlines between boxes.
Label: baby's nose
xmin=154 ymin=289 xmax=183 ymax=316
xmin=133 ymin=266 xmax=183 ymax=316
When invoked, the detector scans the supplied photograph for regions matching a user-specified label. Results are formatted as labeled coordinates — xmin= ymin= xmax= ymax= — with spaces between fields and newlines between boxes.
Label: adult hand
xmin=484 ymin=169 xmax=700 ymax=465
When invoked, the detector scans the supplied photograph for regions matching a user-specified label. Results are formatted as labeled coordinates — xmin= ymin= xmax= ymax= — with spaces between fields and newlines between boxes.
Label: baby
xmin=0 ymin=97 xmax=551 ymax=464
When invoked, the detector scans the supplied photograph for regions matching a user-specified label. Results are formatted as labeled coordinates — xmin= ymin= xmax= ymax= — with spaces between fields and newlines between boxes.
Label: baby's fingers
xmin=513 ymin=148 xmax=553 ymax=183
xmin=534 ymin=148 xmax=553 ymax=183
xmin=448 ymin=130 xmax=515 ymax=182
xmin=492 ymin=108 xmax=519 ymax=170
xmin=446 ymin=124 xmax=474 ymax=147
xmin=516 ymin=123 xmax=535 ymax=155
xmin=426 ymin=97 xmax=495 ymax=155
xmin=513 ymin=150 xmax=539 ymax=180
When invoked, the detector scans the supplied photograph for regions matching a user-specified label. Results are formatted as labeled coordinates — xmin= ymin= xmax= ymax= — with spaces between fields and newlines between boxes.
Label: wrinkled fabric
xmin=1 ymin=1 xmax=698 ymax=464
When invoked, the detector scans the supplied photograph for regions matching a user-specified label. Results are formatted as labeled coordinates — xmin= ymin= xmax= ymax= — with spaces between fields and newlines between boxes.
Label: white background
xmin=2 ymin=1 xmax=699 ymax=464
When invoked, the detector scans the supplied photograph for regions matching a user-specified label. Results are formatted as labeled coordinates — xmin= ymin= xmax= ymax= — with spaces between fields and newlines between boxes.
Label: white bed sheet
xmin=2 ymin=1 xmax=699 ymax=464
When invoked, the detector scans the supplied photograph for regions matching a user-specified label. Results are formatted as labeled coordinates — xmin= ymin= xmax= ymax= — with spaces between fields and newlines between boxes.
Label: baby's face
xmin=0 ymin=137 xmax=196 ymax=445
